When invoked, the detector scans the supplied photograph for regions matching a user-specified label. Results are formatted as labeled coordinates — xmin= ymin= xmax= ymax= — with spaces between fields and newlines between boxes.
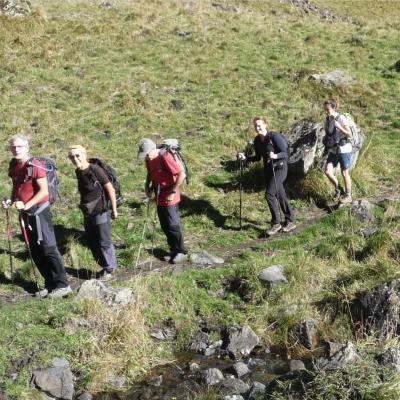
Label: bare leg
xmin=325 ymin=162 xmax=339 ymax=189
xmin=342 ymin=169 xmax=352 ymax=195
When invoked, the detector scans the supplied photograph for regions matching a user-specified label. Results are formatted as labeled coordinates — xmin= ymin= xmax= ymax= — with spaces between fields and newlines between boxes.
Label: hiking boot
xmin=34 ymin=288 xmax=49 ymax=298
xmin=339 ymin=194 xmax=352 ymax=204
xmin=98 ymin=270 xmax=115 ymax=282
xmin=282 ymin=221 xmax=297 ymax=233
xmin=48 ymin=286 xmax=72 ymax=299
xmin=266 ymin=223 xmax=282 ymax=236
xmin=171 ymin=253 xmax=188 ymax=264
xmin=333 ymin=185 xmax=345 ymax=202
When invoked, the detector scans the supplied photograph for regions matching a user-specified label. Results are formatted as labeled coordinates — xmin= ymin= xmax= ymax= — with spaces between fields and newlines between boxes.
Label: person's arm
xmin=15 ymin=177 xmax=48 ymax=211
xmin=335 ymin=116 xmax=352 ymax=138
xmin=165 ymin=169 xmax=186 ymax=203
xmin=269 ymin=135 xmax=288 ymax=160
xmin=104 ymin=182 xmax=118 ymax=219
xmin=145 ymin=173 xmax=153 ymax=198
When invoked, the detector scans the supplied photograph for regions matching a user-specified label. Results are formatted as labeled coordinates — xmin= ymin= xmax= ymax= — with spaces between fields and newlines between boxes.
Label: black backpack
xmin=88 ymin=158 xmax=123 ymax=206
xmin=158 ymin=139 xmax=189 ymax=184
xmin=9 ymin=157 xmax=60 ymax=205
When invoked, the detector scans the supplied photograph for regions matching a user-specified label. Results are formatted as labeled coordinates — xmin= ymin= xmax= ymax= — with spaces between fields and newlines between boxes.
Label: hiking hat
xmin=137 ymin=138 xmax=156 ymax=160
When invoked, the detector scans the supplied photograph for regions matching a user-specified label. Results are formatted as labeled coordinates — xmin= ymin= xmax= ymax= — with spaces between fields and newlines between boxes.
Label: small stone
xmin=146 ymin=375 xmax=163 ymax=387
xmin=189 ymin=362 xmax=200 ymax=372
xmin=190 ymin=331 xmax=209 ymax=354
xmin=150 ymin=328 xmax=176 ymax=341
xmin=258 ymin=265 xmax=288 ymax=286
xmin=248 ymin=381 xmax=266 ymax=399
xmin=99 ymin=1 xmax=112 ymax=8
xmin=170 ymin=99 xmax=184 ymax=110
xmin=76 ymin=392 xmax=93 ymax=400
xmin=317 ymin=342 xmax=359 ymax=371
xmin=16 ymin=322 xmax=24 ymax=330
xmin=277 ymin=304 xmax=298 ymax=318
xmin=293 ymin=319 xmax=318 ymax=350
xmin=224 ymin=325 xmax=260 ymax=359
xmin=379 ymin=347 xmax=400 ymax=371
xmin=223 ymin=396 xmax=244 ymax=400
xmin=247 ymin=358 xmax=266 ymax=369
xmin=309 ymin=70 xmax=355 ymax=87
xmin=220 ymin=378 xmax=249 ymax=394
xmin=232 ymin=362 xmax=250 ymax=378
xmin=202 ymin=368 xmax=224 ymax=385
xmin=190 ymin=250 xmax=224 ymax=265
xmin=289 ymin=359 xmax=306 ymax=371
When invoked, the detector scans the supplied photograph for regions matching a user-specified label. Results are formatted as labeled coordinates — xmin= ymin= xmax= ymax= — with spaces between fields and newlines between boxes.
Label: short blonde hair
xmin=9 ymin=134 xmax=30 ymax=146
xmin=68 ymin=145 xmax=87 ymax=156
xmin=253 ymin=116 xmax=270 ymax=130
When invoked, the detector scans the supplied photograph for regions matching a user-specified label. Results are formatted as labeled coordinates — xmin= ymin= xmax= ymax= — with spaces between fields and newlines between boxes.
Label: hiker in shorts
xmin=2 ymin=134 xmax=72 ymax=299
xmin=138 ymin=138 xmax=188 ymax=263
xmin=237 ymin=117 xmax=296 ymax=236
xmin=68 ymin=145 xmax=118 ymax=282
xmin=322 ymin=99 xmax=353 ymax=204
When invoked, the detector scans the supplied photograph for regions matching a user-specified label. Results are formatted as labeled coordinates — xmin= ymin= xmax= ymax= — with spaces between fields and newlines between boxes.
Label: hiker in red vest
xmin=2 ymin=134 xmax=71 ymax=299
xmin=138 ymin=138 xmax=188 ymax=263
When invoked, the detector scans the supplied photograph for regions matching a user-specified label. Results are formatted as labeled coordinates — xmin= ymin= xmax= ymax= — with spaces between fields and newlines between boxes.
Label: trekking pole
xmin=237 ymin=157 xmax=243 ymax=230
xmin=271 ymin=161 xmax=284 ymax=226
xmin=19 ymin=212 xmax=41 ymax=294
xmin=4 ymin=206 xmax=15 ymax=287
xmin=134 ymin=199 xmax=151 ymax=270
xmin=149 ymin=186 xmax=160 ymax=271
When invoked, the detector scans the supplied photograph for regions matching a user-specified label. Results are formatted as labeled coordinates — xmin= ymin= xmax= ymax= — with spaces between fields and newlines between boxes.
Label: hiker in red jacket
xmin=2 ymin=134 xmax=71 ymax=299
xmin=138 ymin=138 xmax=188 ymax=263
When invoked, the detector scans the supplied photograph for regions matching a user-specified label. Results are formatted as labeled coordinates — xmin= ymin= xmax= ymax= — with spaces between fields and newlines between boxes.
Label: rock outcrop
xmin=352 ymin=279 xmax=400 ymax=339
xmin=223 ymin=325 xmax=260 ymax=359
xmin=287 ymin=115 xmax=365 ymax=175
xmin=0 ymin=0 xmax=31 ymax=16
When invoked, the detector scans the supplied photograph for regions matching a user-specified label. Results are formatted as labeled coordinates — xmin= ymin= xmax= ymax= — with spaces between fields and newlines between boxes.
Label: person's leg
xmin=265 ymin=175 xmax=281 ymax=225
xmin=275 ymin=165 xmax=294 ymax=223
xmin=39 ymin=208 xmax=69 ymax=290
xmin=96 ymin=219 xmax=117 ymax=273
xmin=157 ymin=206 xmax=174 ymax=254
xmin=325 ymin=153 xmax=344 ymax=199
xmin=339 ymin=153 xmax=352 ymax=203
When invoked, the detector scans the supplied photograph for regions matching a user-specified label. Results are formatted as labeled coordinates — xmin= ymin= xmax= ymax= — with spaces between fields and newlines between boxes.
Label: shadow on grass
xmin=180 ymin=194 xmax=263 ymax=232
xmin=0 ymin=270 xmax=39 ymax=294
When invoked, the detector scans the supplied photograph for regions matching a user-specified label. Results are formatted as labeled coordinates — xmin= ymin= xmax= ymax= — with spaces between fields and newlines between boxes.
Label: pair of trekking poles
xmin=134 ymin=186 xmax=160 ymax=270
xmin=236 ymin=155 xmax=283 ymax=230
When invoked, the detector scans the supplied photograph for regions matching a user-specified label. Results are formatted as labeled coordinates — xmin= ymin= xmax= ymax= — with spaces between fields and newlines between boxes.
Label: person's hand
xmin=14 ymin=201 xmax=25 ymax=210
xmin=237 ymin=152 xmax=246 ymax=161
xmin=111 ymin=209 xmax=118 ymax=220
xmin=2 ymin=199 xmax=12 ymax=209
xmin=269 ymin=152 xmax=278 ymax=160
xmin=165 ymin=192 xmax=175 ymax=203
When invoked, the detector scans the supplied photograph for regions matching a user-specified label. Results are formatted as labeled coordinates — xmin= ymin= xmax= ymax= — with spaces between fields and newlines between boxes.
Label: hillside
xmin=0 ymin=0 xmax=399 ymax=399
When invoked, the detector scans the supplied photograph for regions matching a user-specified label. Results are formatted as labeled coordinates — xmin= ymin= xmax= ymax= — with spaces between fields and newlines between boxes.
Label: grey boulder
xmin=76 ymin=280 xmax=134 ymax=309
xmin=248 ymin=381 xmax=266 ymax=399
xmin=224 ymin=325 xmax=260 ymax=359
xmin=32 ymin=358 xmax=74 ymax=400
xmin=232 ymin=361 xmax=250 ymax=378
xmin=316 ymin=342 xmax=359 ymax=370
xmin=378 ymin=347 xmax=400 ymax=372
xmin=259 ymin=265 xmax=288 ymax=286
xmin=201 ymin=368 xmax=224 ymax=385
xmin=292 ymin=319 xmax=318 ymax=350
xmin=309 ymin=70 xmax=356 ymax=87
xmin=350 ymin=199 xmax=375 ymax=224
xmin=189 ymin=250 xmax=224 ymax=265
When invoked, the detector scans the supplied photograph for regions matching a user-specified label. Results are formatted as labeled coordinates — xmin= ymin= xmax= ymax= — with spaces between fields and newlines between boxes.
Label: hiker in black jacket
xmin=238 ymin=116 xmax=296 ymax=236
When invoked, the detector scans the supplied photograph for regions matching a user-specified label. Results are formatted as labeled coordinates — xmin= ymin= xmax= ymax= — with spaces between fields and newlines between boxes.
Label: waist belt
xmin=23 ymin=202 xmax=50 ymax=244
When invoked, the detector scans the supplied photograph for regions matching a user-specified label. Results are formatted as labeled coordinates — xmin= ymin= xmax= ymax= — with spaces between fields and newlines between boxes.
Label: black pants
xmin=21 ymin=207 xmax=69 ymax=290
xmin=157 ymin=204 xmax=187 ymax=256
xmin=84 ymin=212 xmax=117 ymax=273
xmin=265 ymin=164 xmax=294 ymax=225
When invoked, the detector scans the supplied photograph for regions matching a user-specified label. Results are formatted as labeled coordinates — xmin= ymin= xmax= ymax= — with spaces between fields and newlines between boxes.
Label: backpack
xmin=158 ymin=139 xmax=189 ymax=184
xmin=341 ymin=112 xmax=362 ymax=151
xmin=9 ymin=157 xmax=60 ymax=205
xmin=88 ymin=158 xmax=123 ymax=207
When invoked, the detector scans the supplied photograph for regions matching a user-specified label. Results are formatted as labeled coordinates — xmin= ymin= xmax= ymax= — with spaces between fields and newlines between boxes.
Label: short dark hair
xmin=324 ymin=98 xmax=338 ymax=109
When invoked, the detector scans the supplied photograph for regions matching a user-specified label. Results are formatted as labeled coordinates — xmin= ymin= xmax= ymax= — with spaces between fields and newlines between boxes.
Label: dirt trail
xmin=1 ymin=187 xmax=398 ymax=306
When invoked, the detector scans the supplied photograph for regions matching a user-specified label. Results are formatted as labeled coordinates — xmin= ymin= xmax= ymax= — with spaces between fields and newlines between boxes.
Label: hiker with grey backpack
xmin=2 ymin=134 xmax=72 ymax=299
xmin=322 ymin=98 xmax=353 ymax=204
xmin=237 ymin=116 xmax=296 ymax=236
xmin=138 ymin=138 xmax=188 ymax=264
xmin=68 ymin=145 xmax=119 ymax=282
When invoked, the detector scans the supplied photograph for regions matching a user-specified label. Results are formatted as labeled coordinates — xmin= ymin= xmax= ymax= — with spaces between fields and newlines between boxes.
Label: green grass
xmin=0 ymin=0 xmax=400 ymax=398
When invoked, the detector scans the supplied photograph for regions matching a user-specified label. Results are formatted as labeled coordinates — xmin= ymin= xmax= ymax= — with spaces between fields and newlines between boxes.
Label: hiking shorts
xmin=327 ymin=152 xmax=352 ymax=171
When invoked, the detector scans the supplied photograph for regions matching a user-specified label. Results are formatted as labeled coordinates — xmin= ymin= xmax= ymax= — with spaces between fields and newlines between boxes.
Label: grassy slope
xmin=0 ymin=0 xmax=399 ymax=398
